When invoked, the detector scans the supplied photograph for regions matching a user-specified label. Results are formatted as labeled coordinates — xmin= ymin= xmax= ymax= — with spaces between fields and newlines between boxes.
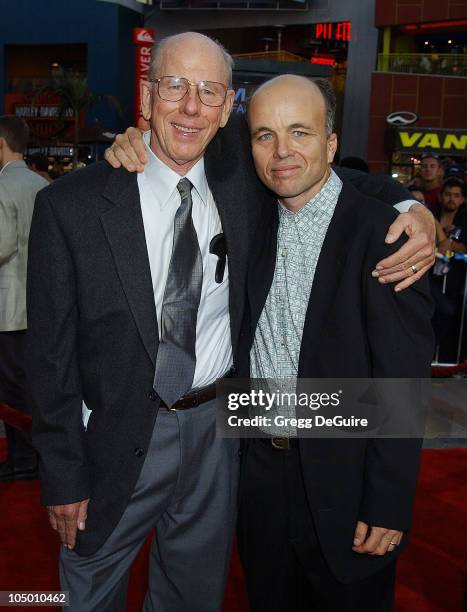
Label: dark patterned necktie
xmin=153 ymin=178 xmax=203 ymax=407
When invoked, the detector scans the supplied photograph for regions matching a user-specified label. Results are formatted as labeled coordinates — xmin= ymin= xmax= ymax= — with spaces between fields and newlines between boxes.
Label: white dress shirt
xmin=137 ymin=131 xmax=232 ymax=389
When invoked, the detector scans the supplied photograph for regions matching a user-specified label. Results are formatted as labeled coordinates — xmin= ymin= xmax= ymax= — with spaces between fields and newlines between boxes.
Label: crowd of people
xmin=406 ymin=154 xmax=467 ymax=362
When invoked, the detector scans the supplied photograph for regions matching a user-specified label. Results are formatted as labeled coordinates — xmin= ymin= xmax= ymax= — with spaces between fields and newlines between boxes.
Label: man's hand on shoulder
xmin=352 ymin=520 xmax=403 ymax=556
xmin=372 ymin=203 xmax=435 ymax=292
xmin=47 ymin=498 xmax=90 ymax=550
xmin=104 ymin=127 xmax=147 ymax=172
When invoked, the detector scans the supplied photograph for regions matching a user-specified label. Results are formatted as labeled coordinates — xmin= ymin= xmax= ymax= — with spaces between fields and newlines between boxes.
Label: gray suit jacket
xmin=0 ymin=161 xmax=48 ymax=331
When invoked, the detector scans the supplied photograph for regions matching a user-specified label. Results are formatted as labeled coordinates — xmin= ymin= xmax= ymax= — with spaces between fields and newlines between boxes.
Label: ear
xmin=219 ymin=89 xmax=235 ymax=128
xmin=141 ymin=80 xmax=153 ymax=122
xmin=327 ymin=133 xmax=338 ymax=164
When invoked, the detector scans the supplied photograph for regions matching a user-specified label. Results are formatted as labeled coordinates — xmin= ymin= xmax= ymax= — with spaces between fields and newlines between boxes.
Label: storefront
xmin=386 ymin=125 xmax=467 ymax=183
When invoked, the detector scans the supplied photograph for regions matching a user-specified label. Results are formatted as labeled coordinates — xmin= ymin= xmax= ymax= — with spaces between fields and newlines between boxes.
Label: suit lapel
xmin=100 ymin=168 xmax=158 ymax=366
xmin=298 ymin=182 xmax=358 ymax=374
xmin=248 ymin=202 xmax=278 ymax=334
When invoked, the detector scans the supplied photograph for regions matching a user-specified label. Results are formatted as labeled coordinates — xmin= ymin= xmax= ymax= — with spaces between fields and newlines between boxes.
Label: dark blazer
xmin=239 ymin=179 xmax=434 ymax=584
xmin=25 ymin=117 xmax=271 ymax=556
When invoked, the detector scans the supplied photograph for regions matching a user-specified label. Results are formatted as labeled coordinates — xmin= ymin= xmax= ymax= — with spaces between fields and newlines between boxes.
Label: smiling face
xmin=248 ymin=76 xmax=337 ymax=211
xmin=141 ymin=34 xmax=234 ymax=175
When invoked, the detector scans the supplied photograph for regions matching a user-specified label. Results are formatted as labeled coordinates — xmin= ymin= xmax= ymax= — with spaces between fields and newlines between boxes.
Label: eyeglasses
xmin=149 ymin=76 xmax=228 ymax=107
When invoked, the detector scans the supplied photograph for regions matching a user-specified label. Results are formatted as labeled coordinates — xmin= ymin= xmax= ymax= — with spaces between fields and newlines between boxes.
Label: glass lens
xmin=158 ymin=77 xmax=188 ymax=101
xmin=198 ymin=82 xmax=226 ymax=106
xmin=157 ymin=77 xmax=227 ymax=107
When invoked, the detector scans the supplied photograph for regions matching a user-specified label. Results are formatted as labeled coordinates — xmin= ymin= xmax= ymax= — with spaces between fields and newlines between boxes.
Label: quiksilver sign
xmin=393 ymin=128 xmax=467 ymax=156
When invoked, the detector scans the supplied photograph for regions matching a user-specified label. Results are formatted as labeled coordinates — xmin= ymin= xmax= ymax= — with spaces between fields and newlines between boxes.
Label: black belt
xmin=159 ymin=367 xmax=234 ymax=411
xmin=258 ymin=437 xmax=299 ymax=451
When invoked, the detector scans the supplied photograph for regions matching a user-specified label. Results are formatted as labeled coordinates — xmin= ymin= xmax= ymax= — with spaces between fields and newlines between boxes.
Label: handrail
xmin=377 ymin=53 xmax=467 ymax=77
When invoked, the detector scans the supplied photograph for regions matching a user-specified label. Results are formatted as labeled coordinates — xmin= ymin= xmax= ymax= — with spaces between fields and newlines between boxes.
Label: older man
xmin=236 ymin=75 xmax=433 ymax=611
xmin=26 ymin=32 xmax=269 ymax=612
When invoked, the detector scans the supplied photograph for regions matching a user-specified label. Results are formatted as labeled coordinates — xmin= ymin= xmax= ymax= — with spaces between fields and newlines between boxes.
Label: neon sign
xmin=315 ymin=22 xmax=351 ymax=42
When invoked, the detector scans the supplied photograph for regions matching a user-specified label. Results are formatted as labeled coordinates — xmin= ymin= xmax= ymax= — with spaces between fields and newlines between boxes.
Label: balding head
xmin=249 ymin=75 xmax=336 ymax=135
xmin=149 ymin=32 xmax=234 ymax=87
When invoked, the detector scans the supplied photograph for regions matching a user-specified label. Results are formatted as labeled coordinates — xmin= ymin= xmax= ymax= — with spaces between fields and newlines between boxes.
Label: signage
xmin=392 ymin=128 xmax=467 ymax=156
xmin=4 ymin=92 xmax=78 ymax=141
xmin=310 ymin=55 xmax=336 ymax=67
xmin=314 ymin=22 xmax=351 ymax=42
xmin=386 ymin=111 xmax=418 ymax=126
xmin=231 ymin=83 xmax=257 ymax=114
xmin=133 ymin=27 xmax=155 ymax=127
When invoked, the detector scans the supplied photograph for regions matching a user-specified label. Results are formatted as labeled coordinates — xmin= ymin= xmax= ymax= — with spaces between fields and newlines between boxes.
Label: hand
xmin=437 ymin=238 xmax=452 ymax=255
xmin=372 ymin=203 xmax=435 ymax=292
xmin=104 ymin=127 xmax=147 ymax=172
xmin=352 ymin=521 xmax=403 ymax=556
xmin=47 ymin=498 xmax=90 ymax=550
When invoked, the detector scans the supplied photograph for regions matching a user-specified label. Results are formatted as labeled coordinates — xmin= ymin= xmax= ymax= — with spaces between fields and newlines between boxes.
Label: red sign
xmin=310 ymin=56 xmax=336 ymax=67
xmin=315 ymin=22 xmax=351 ymax=42
xmin=133 ymin=27 xmax=155 ymax=127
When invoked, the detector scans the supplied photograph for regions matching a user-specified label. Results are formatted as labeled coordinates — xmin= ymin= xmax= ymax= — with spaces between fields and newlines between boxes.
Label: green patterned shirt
xmin=250 ymin=169 xmax=342 ymax=435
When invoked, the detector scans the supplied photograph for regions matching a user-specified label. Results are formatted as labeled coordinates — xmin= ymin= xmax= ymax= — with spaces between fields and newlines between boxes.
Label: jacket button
xmin=134 ymin=448 xmax=144 ymax=457
xmin=148 ymin=390 xmax=158 ymax=401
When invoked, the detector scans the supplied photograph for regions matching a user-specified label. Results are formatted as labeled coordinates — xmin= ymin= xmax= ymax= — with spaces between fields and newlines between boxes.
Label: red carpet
xmin=0 ymin=439 xmax=465 ymax=611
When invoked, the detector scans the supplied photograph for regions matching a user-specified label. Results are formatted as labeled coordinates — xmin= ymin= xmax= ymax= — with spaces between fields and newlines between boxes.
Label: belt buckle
xmin=271 ymin=437 xmax=290 ymax=450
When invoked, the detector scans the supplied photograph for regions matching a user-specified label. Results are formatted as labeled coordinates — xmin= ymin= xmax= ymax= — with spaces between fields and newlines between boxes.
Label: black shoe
xmin=0 ymin=461 xmax=38 ymax=482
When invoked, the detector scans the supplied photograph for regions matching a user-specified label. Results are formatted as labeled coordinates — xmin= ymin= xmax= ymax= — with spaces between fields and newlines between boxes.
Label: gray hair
xmin=149 ymin=32 xmax=234 ymax=88
xmin=311 ymin=77 xmax=336 ymax=135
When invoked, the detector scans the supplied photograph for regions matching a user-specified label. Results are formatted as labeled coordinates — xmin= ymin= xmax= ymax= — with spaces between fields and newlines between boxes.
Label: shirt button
xmin=148 ymin=390 xmax=158 ymax=401
xmin=134 ymin=448 xmax=144 ymax=458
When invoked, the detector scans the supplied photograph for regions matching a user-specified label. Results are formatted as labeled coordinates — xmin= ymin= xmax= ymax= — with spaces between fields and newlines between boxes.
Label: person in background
xmin=407 ymin=175 xmax=424 ymax=190
xmin=420 ymin=153 xmax=444 ymax=212
xmin=27 ymin=152 xmax=52 ymax=183
xmin=431 ymin=178 xmax=466 ymax=360
xmin=434 ymin=178 xmax=466 ymax=256
xmin=409 ymin=187 xmax=426 ymax=206
xmin=0 ymin=115 xmax=48 ymax=481
xmin=444 ymin=164 xmax=465 ymax=183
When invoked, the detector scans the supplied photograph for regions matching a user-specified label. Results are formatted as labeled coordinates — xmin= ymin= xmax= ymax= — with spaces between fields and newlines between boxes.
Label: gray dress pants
xmin=60 ymin=399 xmax=239 ymax=612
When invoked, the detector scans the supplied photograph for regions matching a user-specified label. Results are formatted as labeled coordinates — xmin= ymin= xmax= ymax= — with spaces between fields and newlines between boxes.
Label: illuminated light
xmin=392 ymin=173 xmax=399 ymax=178
xmin=420 ymin=19 xmax=467 ymax=28
xmin=314 ymin=21 xmax=351 ymax=42
xmin=88 ymin=155 xmax=92 ymax=159
xmin=51 ymin=62 xmax=60 ymax=68
xmin=424 ymin=41 xmax=429 ymax=45
xmin=448 ymin=39 xmax=452 ymax=44
xmin=310 ymin=57 xmax=336 ymax=66
xmin=403 ymin=19 xmax=467 ymax=31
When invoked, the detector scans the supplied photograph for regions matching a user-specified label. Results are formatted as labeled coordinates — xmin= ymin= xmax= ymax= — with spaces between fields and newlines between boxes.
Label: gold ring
xmin=411 ymin=265 xmax=418 ymax=275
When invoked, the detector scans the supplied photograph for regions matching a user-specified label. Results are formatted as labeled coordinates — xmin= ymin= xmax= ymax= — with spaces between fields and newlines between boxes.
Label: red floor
xmin=0 ymin=441 xmax=466 ymax=611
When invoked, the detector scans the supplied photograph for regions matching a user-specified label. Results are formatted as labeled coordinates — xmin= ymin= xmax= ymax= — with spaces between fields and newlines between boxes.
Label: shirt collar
xmin=142 ymin=130 xmax=208 ymax=209
xmin=278 ymin=168 xmax=342 ymax=220
xmin=0 ymin=160 xmax=27 ymax=176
